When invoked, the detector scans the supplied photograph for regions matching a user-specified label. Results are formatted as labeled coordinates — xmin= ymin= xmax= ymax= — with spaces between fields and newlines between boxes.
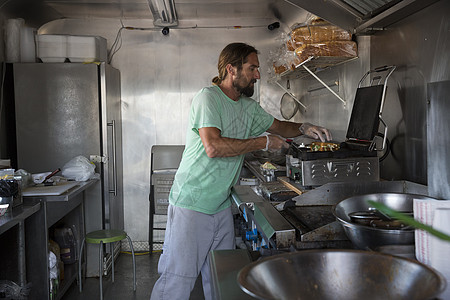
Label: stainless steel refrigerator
xmin=13 ymin=62 xmax=123 ymax=277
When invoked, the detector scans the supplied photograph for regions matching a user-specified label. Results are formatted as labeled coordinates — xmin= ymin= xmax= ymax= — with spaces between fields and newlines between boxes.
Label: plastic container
xmin=430 ymin=208 xmax=450 ymax=300
xmin=54 ymin=227 xmax=77 ymax=264
xmin=67 ymin=35 xmax=107 ymax=62
xmin=239 ymin=177 xmax=259 ymax=186
xmin=0 ymin=159 xmax=11 ymax=169
xmin=36 ymin=35 xmax=67 ymax=62
xmin=5 ymin=18 xmax=24 ymax=63
xmin=0 ymin=203 xmax=9 ymax=216
xmin=20 ymin=26 xmax=36 ymax=62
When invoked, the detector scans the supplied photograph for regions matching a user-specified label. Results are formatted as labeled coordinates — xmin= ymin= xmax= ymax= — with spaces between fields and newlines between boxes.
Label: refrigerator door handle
xmin=107 ymin=120 xmax=118 ymax=196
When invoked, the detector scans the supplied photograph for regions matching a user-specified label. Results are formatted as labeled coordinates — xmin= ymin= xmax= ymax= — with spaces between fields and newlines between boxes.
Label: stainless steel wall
xmin=370 ymin=0 xmax=449 ymax=185
xmin=285 ymin=36 xmax=371 ymax=141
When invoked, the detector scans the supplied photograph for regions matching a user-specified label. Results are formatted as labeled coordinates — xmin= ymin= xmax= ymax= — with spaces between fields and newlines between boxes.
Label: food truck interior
xmin=0 ymin=0 xmax=449 ymax=299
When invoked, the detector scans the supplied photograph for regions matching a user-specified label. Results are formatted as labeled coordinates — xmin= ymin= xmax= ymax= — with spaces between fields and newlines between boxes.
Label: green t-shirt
xmin=169 ymin=85 xmax=274 ymax=214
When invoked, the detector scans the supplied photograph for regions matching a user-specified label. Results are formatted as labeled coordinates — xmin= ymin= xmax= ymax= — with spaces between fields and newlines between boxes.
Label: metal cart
xmin=149 ymin=145 xmax=184 ymax=252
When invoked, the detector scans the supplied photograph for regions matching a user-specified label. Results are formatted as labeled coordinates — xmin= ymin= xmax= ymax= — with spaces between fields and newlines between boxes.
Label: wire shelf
xmin=280 ymin=56 xmax=358 ymax=79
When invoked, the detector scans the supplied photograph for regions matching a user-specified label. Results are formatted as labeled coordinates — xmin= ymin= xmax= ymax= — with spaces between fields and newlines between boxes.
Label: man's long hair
xmin=212 ymin=43 xmax=258 ymax=85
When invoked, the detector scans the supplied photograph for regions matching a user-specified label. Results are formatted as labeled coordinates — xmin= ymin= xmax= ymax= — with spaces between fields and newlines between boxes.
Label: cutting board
xmin=22 ymin=181 xmax=80 ymax=196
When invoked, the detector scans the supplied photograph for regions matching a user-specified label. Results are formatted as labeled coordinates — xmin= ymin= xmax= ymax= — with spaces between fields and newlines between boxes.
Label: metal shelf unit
xmin=23 ymin=180 xmax=97 ymax=300
xmin=274 ymin=56 xmax=358 ymax=108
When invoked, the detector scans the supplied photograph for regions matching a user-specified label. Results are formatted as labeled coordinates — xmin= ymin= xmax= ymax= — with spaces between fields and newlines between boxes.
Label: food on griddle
xmin=310 ymin=142 xmax=340 ymax=152
xmin=261 ymin=161 xmax=277 ymax=170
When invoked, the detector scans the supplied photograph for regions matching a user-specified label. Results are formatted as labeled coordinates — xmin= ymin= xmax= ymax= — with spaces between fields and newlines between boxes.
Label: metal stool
xmin=78 ymin=229 xmax=136 ymax=300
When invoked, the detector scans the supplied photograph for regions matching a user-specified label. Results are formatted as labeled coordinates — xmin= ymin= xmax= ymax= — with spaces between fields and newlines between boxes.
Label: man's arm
xmin=267 ymin=119 xmax=332 ymax=141
xmin=199 ymin=127 xmax=286 ymax=158
xmin=267 ymin=119 xmax=302 ymax=138
xmin=199 ymin=120 xmax=331 ymax=158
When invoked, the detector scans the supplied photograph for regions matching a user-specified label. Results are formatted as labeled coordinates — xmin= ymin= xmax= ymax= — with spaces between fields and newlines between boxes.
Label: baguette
xmin=287 ymin=23 xmax=352 ymax=51
xmin=294 ymin=41 xmax=358 ymax=63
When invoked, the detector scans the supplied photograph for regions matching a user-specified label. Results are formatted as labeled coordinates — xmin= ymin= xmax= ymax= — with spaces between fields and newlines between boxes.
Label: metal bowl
xmin=237 ymin=249 xmax=446 ymax=300
xmin=332 ymin=193 xmax=436 ymax=250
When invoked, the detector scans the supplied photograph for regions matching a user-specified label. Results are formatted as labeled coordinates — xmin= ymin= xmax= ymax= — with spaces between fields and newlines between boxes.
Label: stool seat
xmin=86 ymin=229 xmax=127 ymax=244
xmin=78 ymin=229 xmax=136 ymax=300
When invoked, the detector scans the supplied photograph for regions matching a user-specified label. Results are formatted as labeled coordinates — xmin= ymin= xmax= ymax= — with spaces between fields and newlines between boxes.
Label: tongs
xmin=34 ymin=168 xmax=61 ymax=186
xmin=43 ymin=168 xmax=61 ymax=182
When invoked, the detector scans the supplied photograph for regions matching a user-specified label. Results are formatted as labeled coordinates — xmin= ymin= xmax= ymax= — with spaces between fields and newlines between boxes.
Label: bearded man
xmin=150 ymin=42 xmax=331 ymax=300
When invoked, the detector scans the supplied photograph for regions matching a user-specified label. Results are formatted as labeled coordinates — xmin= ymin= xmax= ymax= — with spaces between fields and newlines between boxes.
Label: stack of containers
xmin=36 ymin=35 xmax=107 ymax=63
xmin=67 ymin=35 xmax=107 ymax=62
xmin=36 ymin=35 xmax=67 ymax=62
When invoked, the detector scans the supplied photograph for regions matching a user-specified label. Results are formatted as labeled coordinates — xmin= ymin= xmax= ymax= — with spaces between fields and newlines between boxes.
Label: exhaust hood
xmin=286 ymin=0 xmax=440 ymax=34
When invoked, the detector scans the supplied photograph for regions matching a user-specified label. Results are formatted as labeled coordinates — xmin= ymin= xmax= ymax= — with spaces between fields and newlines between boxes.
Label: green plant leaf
xmin=367 ymin=200 xmax=450 ymax=241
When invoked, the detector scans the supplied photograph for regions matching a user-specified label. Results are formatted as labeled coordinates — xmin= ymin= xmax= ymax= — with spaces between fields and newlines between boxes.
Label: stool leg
xmin=126 ymin=235 xmax=136 ymax=291
xmin=78 ymin=238 xmax=86 ymax=293
xmin=99 ymin=241 xmax=103 ymax=300
xmin=111 ymin=242 xmax=115 ymax=283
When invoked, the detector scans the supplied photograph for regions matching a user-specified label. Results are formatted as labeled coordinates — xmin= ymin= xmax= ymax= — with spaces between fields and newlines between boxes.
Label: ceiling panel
xmin=44 ymin=2 xmax=152 ymax=19
xmin=43 ymin=0 xmax=279 ymax=20
xmin=2 ymin=0 xmax=441 ymax=31
xmin=2 ymin=0 xmax=307 ymax=28
xmin=175 ymin=1 xmax=277 ymax=20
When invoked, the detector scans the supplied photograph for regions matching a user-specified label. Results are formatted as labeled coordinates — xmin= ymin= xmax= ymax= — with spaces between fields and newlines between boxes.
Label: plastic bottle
xmin=54 ymin=227 xmax=77 ymax=264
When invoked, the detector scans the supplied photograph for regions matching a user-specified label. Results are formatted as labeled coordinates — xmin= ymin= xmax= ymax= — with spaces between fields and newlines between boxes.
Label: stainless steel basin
xmin=237 ymin=249 xmax=446 ymax=300
xmin=333 ymin=193 xmax=436 ymax=250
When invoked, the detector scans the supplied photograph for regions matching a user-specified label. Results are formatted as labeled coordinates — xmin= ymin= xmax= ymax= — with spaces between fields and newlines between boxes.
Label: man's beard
xmin=233 ymin=75 xmax=256 ymax=97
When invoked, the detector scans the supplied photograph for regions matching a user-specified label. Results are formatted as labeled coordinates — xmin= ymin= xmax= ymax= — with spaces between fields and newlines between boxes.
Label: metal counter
xmin=231 ymin=185 xmax=296 ymax=249
xmin=22 ymin=180 xmax=97 ymax=203
xmin=0 ymin=203 xmax=40 ymax=235
xmin=23 ymin=179 xmax=98 ymax=300
xmin=231 ymin=175 xmax=429 ymax=249
xmin=209 ymin=249 xmax=255 ymax=300
xmin=0 ymin=203 xmax=41 ymax=287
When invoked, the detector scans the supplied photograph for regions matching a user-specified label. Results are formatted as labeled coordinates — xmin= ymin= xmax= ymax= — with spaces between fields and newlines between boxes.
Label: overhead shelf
xmin=274 ymin=56 xmax=358 ymax=107
xmin=280 ymin=56 xmax=358 ymax=80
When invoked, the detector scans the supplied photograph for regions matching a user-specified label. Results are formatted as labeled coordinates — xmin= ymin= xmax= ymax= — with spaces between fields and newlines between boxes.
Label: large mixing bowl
xmin=237 ymin=249 xmax=446 ymax=300
xmin=332 ymin=193 xmax=436 ymax=250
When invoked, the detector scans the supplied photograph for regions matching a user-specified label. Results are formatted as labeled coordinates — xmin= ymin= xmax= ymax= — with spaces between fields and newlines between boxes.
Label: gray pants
xmin=150 ymin=204 xmax=235 ymax=300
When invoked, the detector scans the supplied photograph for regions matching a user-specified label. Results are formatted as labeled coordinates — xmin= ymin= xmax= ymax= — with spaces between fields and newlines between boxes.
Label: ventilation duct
xmin=148 ymin=0 xmax=178 ymax=27
xmin=286 ymin=0 xmax=439 ymax=34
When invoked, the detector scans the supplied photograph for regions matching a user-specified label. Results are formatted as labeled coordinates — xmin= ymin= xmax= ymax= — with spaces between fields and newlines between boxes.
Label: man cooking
xmin=150 ymin=42 xmax=331 ymax=300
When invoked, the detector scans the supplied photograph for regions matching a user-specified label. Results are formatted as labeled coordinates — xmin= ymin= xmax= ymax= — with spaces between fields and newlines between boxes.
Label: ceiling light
xmin=148 ymin=0 xmax=178 ymax=27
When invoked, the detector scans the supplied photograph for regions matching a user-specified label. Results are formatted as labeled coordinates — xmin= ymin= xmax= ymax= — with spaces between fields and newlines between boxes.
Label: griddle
xmin=281 ymin=205 xmax=335 ymax=235
xmin=288 ymin=141 xmax=377 ymax=161
xmin=289 ymin=65 xmax=396 ymax=161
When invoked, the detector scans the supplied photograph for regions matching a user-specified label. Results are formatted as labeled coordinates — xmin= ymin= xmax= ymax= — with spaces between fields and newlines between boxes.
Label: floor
xmin=62 ymin=251 xmax=205 ymax=300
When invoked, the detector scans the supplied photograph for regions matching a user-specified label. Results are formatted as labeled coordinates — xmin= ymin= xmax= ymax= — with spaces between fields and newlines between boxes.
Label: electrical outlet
xmin=90 ymin=155 xmax=102 ymax=163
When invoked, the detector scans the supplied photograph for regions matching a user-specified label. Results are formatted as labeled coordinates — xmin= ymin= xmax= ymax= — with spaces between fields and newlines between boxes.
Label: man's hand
xmin=266 ymin=135 xmax=289 ymax=151
xmin=299 ymin=122 xmax=332 ymax=142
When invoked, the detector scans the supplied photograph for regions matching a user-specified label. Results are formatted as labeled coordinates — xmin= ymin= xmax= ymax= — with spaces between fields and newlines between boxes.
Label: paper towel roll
xmin=5 ymin=18 xmax=24 ymax=63
xmin=20 ymin=26 xmax=36 ymax=62
xmin=430 ymin=208 xmax=450 ymax=300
